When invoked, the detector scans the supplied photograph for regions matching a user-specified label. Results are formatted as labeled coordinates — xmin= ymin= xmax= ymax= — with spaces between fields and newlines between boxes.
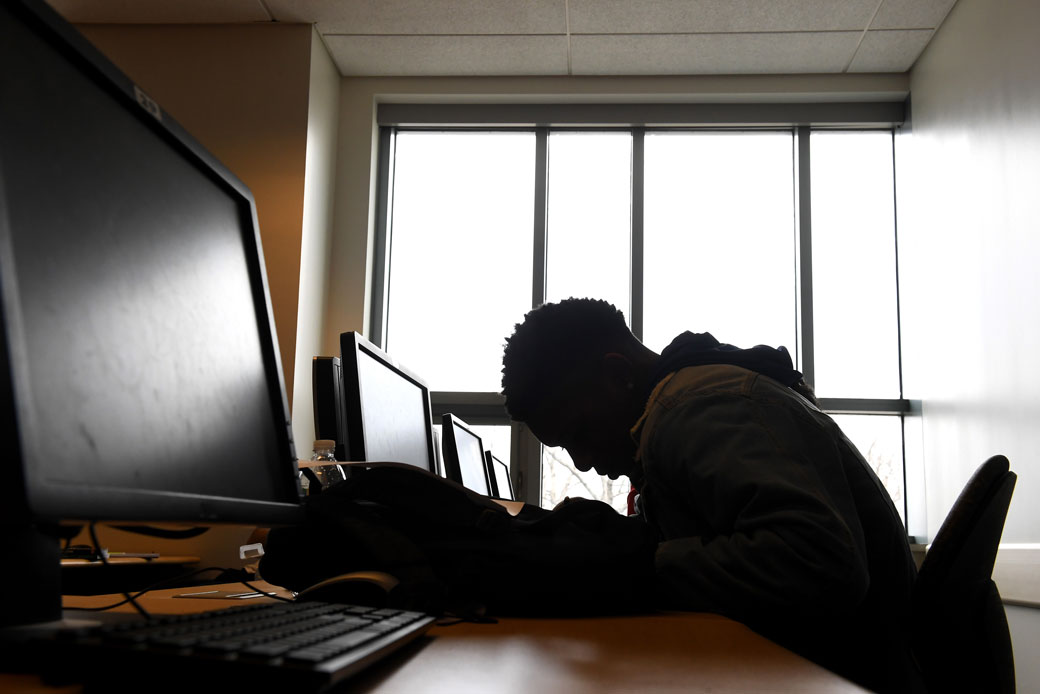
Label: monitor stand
xmin=1 ymin=524 xmax=63 ymax=629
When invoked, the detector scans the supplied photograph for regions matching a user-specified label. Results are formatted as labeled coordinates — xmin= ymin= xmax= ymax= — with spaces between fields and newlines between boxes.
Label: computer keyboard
xmin=51 ymin=600 xmax=436 ymax=691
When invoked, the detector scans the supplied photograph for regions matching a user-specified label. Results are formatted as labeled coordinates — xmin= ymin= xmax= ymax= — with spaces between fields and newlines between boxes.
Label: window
xmin=382 ymin=131 xmax=534 ymax=392
xmin=545 ymin=132 xmax=632 ymax=315
xmin=643 ymin=131 xmax=796 ymax=353
xmin=373 ymin=114 xmax=908 ymax=522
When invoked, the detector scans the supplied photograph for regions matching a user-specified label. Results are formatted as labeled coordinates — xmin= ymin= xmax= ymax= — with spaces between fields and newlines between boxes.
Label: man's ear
xmin=601 ymin=353 xmax=635 ymax=396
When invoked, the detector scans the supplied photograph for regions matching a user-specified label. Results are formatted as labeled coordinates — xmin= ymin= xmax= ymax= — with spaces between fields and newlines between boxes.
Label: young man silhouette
xmin=501 ymin=298 xmax=923 ymax=694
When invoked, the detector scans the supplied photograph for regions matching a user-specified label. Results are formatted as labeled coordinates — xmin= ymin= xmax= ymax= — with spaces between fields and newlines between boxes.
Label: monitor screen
xmin=0 ymin=0 xmax=304 ymax=626
xmin=441 ymin=414 xmax=490 ymax=496
xmin=339 ymin=332 xmax=436 ymax=472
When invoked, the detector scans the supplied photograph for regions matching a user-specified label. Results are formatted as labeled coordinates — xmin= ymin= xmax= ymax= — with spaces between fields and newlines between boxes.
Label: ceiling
xmin=47 ymin=0 xmax=958 ymax=78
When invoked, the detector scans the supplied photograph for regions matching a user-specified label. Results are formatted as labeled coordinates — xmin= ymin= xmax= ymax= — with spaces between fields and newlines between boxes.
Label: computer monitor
xmin=440 ymin=414 xmax=491 ymax=496
xmin=485 ymin=451 xmax=514 ymax=501
xmin=1 ymin=0 xmax=304 ymax=629
xmin=339 ymin=331 xmax=436 ymax=472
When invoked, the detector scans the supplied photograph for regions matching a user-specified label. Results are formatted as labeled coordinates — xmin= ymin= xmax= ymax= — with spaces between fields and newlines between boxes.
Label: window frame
xmin=369 ymin=102 xmax=912 ymax=526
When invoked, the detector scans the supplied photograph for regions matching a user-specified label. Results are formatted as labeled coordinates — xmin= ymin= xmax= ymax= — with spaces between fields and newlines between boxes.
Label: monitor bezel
xmin=441 ymin=413 xmax=491 ymax=496
xmin=0 ymin=0 xmax=304 ymax=528
xmin=338 ymin=331 xmax=437 ymax=473
xmin=485 ymin=450 xmax=514 ymax=501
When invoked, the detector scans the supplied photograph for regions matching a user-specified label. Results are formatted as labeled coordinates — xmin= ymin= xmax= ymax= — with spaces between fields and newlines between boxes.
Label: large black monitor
xmin=0 ymin=0 xmax=304 ymax=629
xmin=339 ymin=331 xmax=436 ymax=473
xmin=441 ymin=414 xmax=492 ymax=496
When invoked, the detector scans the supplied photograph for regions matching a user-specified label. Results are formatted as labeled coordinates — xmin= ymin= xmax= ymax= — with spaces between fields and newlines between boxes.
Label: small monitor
xmin=485 ymin=450 xmax=514 ymax=501
xmin=441 ymin=414 xmax=491 ymax=496
xmin=339 ymin=332 xmax=436 ymax=472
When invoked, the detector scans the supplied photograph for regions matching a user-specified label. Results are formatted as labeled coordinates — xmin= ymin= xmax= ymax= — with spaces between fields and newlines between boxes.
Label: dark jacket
xmin=632 ymin=335 xmax=922 ymax=693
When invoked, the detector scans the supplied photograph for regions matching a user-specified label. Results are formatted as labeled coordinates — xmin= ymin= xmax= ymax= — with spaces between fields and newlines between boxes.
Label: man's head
xmin=501 ymin=298 xmax=657 ymax=481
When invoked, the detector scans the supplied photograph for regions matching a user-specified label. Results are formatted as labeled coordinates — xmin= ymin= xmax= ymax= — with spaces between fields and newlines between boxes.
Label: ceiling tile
xmin=870 ymin=0 xmax=959 ymax=30
xmin=571 ymin=32 xmax=861 ymax=75
xmin=847 ymin=29 xmax=933 ymax=72
xmin=268 ymin=0 xmax=566 ymax=35
xmin=568 ymin=0 xmax=879 ymax=34
xmin=323 ymin=35 xmax=570 ymax=76
xmin=45 ymin=0 xmax=272 ymax=23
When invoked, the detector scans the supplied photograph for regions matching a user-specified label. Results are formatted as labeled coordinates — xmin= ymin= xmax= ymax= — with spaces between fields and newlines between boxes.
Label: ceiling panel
xmin=46 ymin=0 xmax=271 ymax=23
xmin=44 ymin=0 xmax=957 ymax=76
xmin=848 ymin=29 xmax=934 ymax=72
xmin=870 ymin=0 xmax=958 ymax=30
xmin=571 ymin=32 xmax=861 ymax=75
xmin=266 ymin=0 xmax=567 ymax=35
xmin=324 ymin=35 xmax=570 ymax=77
xmin=568 ymin=0 xmax=880 ymax=34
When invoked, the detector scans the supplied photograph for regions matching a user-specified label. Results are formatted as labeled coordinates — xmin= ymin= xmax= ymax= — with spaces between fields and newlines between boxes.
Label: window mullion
xmin=631 ymin=128 xmax=645 ymax=340
xmin=518 ymin=127 xmax=550 ymax=505
xmin=795 ymin=125 xmax=815 ymax=386
xmin=532 ymin=127 xmax=548 ymax=309
xmin=370 ymin=126 xmax=396 ymax=348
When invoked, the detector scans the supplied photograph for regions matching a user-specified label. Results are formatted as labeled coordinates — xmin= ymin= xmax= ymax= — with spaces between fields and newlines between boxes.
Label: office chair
xmin=912 ymin=454 xmax=1017 ymax=694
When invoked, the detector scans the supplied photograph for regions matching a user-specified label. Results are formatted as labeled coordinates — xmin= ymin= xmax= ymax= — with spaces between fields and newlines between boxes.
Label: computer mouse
xmin=294 ymin=570 xmax=401 ymax=608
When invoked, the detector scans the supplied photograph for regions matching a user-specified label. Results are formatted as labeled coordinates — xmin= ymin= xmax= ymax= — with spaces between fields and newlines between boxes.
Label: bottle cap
xmin=313 ymin=439 xmax=335 ymax=450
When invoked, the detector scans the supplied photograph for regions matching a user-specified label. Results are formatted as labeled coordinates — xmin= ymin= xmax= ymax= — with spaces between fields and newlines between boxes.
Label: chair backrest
xmin=912 ymin=454 xmax=1017 ymax=694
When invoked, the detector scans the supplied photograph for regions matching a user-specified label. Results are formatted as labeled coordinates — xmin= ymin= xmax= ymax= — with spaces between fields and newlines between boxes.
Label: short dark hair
xmin=501 ymin=298 xmax=632 ymax=421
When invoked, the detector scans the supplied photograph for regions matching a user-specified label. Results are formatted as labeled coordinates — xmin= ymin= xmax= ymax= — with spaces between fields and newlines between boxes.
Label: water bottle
xmin=310 ymin=439 xmax=345 ymax=491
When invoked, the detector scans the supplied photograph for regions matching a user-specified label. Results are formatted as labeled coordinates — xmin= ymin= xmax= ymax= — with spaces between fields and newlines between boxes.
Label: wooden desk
xmin=60 ymin=555 xmax=201 ymax=595
xmin=45 ymin=583 xmax=869 ymax=693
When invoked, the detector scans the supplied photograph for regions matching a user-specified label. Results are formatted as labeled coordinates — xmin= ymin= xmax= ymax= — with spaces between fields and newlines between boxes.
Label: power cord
xmin=68 ymin=566 xmax=248 ymax=612
xmin=66 ymin=564 xmax=294 ymax=612
xmin=238 ymin=579 xmax=295 ymax=603
xmin=88 ymin=521 xmax=151 ymax=619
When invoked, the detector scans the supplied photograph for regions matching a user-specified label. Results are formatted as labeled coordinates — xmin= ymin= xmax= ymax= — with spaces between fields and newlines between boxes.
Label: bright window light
xmin=385 ymin=131 xmax=535 ymax=392
xmin=643 ymin=131 xmax=798 ymax=356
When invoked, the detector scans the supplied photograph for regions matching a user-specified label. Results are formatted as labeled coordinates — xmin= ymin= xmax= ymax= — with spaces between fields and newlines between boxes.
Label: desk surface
xmin=60 ymin=555 xmax=200 ymax=568
xmin=40 ymin=582 xmax=870 ymax=693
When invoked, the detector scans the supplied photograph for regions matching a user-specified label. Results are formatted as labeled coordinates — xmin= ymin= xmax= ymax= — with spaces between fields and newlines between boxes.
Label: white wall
xmin=898 ymin=0 xmax=1040 ymax=686
xmin=898 ymin=0 xmax=1040 ymax=553
xmin=291 ymin=29 xmax=343 ymax=457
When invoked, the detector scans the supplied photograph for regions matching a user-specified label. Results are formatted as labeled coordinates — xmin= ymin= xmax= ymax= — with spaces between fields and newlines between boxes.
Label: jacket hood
xmin=649 ymin=332 xmax=804 ymax=392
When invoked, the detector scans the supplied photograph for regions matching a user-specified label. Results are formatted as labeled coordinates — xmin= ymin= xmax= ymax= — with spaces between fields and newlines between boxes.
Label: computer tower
xmin=311 ymin=356 xmax=348 ymax=462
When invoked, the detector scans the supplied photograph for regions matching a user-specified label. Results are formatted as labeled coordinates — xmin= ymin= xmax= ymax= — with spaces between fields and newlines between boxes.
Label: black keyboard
xmin=52 ymin=600 xmax=436 ymax=691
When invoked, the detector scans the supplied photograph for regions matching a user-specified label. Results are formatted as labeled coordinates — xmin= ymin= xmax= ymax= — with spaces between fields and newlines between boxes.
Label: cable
xmin=67 ymin=565 xmax=233 ymax=612
xmin=88 ymin=522 xmax=151 ymax=619
xmin=238 ymin=579 xmax=295 ymax=603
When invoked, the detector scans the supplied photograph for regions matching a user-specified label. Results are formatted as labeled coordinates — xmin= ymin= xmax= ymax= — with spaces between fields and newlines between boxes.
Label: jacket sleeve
xmin=644 ymin=389 xmax=871 ymax=621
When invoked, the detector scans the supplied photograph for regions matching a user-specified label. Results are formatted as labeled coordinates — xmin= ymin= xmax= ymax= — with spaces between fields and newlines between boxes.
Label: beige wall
xmin=79 ymin=23 xmax=313 ymax=409
xmin=291 ymin=28 xmax=342 ymax=455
